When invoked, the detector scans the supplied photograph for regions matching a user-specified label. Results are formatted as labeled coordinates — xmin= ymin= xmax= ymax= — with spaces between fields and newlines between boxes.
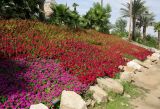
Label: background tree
xmin=121 ymin=0 xmax=146 ymax=40
xmin=0 ymin=0 xmax=46 ymax=20
xmin=84 ymin=3 xmax=111 ymax=33
xmin=49 ymin=3 xmax=80 ymax=29
xmin=137 ymin=11 xmax=155 ymax=39
xmin=154 ymin=22 xmax=160 ymax=48
xmin=111 ymin=18 xmax=127 ymax=37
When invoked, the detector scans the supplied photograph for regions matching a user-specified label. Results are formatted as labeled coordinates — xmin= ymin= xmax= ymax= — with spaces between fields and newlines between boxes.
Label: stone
xmin=91 ymin=100 xmax=96 ymax=107
xmin=118 ymin=65 xmax=124 ymax=70
xmin=89 ymin=85 xmax=108 ymax=103
xmin=30 ymin=103 xmax=48 ymax=109
xmin=147 ymin=53 xmax=160 ymax=62
xmin=127 ymin=61 xmax=142 ymax=71
xmin=86 ymin=99 xmax=92 ymax=106
xmin=60 ymin=90 xmax=87 ymax=109
xmin=123 ymin=66 xmax=136 ymax=73
xmin=133 ymin=59 xmax=150 ymax=68
xmin=120 ymin=72 xmax=134 ymax=82
xmin=149 ymin=48 xmax=160 ymax=53
xmin=97 ymin=78 xmax=124 ymax=94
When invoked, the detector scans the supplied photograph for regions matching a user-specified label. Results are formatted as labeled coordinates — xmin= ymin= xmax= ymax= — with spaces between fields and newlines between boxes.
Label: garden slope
xmin=0 ymin=20 xmax=152 ymax=108
xmin=0 ymin=20 xmax=152 ymax=84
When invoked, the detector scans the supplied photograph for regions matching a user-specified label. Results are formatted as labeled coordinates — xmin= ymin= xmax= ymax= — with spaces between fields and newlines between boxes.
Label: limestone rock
xmin=86 ymin=99 xmax=92 ymax=106
xmin=120 ymin=72 xmax=134 ymax=82
xmin=133 ymin=59 xmax=150 ymax=68
xmin=60 ymin=90 xmax=87 ymax=109
xmin=97 ymin=78 xmax=124 ymax=94
xmin=89 ymin=85 xmax=108 ymax=103
xmin=30 ymin=103 xmax=48 ymax=109
xmin=127 ymin=61 xmax=142 ymax=71
xmin=123 ymin=66 xmax=136 ymax=73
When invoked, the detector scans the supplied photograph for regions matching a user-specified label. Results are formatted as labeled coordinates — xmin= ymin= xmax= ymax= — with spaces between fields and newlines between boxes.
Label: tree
xmin=84 ymin=3 xmax=111 ymax=33
xmin=154 ymin=22 xmax=160 ymax=48
xmin=72 ymin=3 xmax=79 ymax=12
xmin=112 ymin=18 xmax=127 ymax=37
xmin=137 ymin=11 xmax=155 ymax=39
xmin=121 ymin=0 xmax=146 ymax=40
xmin=50 ymin=3 xmax=80 ymax=29
xmin=0 ymin=0 xmax=46 ymax=20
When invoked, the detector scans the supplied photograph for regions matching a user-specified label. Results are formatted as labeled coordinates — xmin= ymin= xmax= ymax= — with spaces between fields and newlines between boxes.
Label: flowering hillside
xmin=0 ymin=20 xmax=152 ymax=108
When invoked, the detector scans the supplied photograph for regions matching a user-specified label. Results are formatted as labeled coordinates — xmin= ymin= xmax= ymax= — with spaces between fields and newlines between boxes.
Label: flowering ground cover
xmin=0 ymin=20 xmax=153 ymax=108
xmin=0 ymin=58 xmax=87 ymax=108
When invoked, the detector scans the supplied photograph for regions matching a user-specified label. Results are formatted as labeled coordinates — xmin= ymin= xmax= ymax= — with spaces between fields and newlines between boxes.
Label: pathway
xmin=131 ymin=60 xmax=160 ymax=109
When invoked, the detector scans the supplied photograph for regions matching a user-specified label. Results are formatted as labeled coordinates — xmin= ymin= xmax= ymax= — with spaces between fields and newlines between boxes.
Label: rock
xmin=118 ymin=65 xmax=124 ymax=70
xmin=124 ymin=93 xmax=131 ymax=98
xmin=89 ymin=85 xmax=108 ymax=103
xmin=120 ymin=72 xmax=134 ymax=82
xmin=127 ymin=61 xmax=142 ymax=71
xmin=123 ymin=66 xmax=136 ymax=73
xmin=149 ymin=48 xmax=160 ymax=53
xmin=91 ymin=100 xmax=96 ymax=107
xmin=152 ymin=53 xmax=160 ymax=59
xmin=97 ymin=78 xmax=124 ymax=94
xmin=133 ymin=59 xmax=150 ymax=68
xmin=30 ymin=103 xmax=48 ymax=109
xmin=147 ymin=53 xmax=160 ymax=62
xmin=86 ymin=99 xmax=92 ymax=106
xmin=60 ymin=90 xmax=87 ymax=109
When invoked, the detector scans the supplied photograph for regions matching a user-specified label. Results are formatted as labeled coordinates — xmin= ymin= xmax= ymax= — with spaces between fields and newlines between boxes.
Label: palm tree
xmin=121 ymin=0 xmax=146 ymax=40
xmin=72 ymin=3 xmax=79 ymax=12
xmin=137 ymin=11 xmax=155 ymax=39
xmin=154 ymin=22 xmax=160 ymax=48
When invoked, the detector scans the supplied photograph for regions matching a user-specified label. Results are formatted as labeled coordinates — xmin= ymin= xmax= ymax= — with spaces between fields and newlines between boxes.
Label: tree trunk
xmin=132 ymin=17 xmax=136 ymax=41
xmin=142 ymin=25 xmax=146 ymax=39
xmin=158 ymin=30 xmax=160 ymax=49
xmin=128 ymin=0 xmax=132 ymax=41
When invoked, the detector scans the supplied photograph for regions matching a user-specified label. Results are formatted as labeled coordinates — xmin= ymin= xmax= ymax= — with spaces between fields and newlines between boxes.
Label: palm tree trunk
xmin=101 ymin=0 xmax=103 ymax=7
xmin=128 ymin=0 xmax=132 ymax=41
xmin=132 ymin=17 xmax=136 ymax=40
xmin=158 ymin=30 xmax=160 ymax=49
xmin=142 ymin=25 xmax=146 ymax=39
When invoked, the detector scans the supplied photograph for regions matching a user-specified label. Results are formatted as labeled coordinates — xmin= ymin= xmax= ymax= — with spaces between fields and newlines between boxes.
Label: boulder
xmin=133 ymin=59 xmax=150 ymax=68
xmin=30 ymin=103 xmax=48 ymax=109
xmin=120 ymin=72 xmax=134 ymax=82
xmin=89 ymin=85 xmax=108 ymax=103
xmin=97 ymin=78 xmax=124 ymax=94
xmin=127 ymin=61 xmax=142 ymax=71
xmin=149 ymin=48 xmax=160 ymax=53
xmin=60 ymin=90 xmax=87 ymax=109
xmin=123 ymin=66 xmax=136 ymax=73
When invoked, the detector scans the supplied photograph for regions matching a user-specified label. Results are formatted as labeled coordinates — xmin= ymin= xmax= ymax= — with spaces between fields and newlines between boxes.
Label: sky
xmin=46 ymin=0 xmax=160 ymax=36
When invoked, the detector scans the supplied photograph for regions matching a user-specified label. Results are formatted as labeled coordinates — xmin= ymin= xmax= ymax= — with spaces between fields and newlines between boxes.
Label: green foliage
xmin=49 ymin=3 xmax=80 ymax=29
xmin=0 ymin=96 xmax=8 ymax=104
xmin=154 ymin=22 xmax=160 ymax=31
xmin=124 ymin=54 xmax=136 ymax=60
xmin=106 ymin=93 xmax=131 ymax=109
xmin=0 ymin=0 xmax=39 ymax=19
xmin=87 ymin=39 xmax=103 ymax=45
xmin=123 ymin=82 xmax=142 ymax=98
xmin=111 ymin=18 xmax=128 ymax=37
xmin=84 ymin=3 xmax=112 ymax=33
xmin=136 ymin=34 xmax=158 ymax=48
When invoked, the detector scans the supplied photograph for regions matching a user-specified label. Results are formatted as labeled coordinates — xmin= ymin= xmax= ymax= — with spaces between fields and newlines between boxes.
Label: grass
xmin=88 ymin=82 xmax=143 ymax=109
xmin=124 ymin=54 xmax=136 ymax=60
